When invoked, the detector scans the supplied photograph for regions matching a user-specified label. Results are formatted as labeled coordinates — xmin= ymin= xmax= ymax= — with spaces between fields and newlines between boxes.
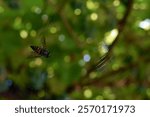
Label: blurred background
xmin=0 ymin=0 xmax=150 ymax=99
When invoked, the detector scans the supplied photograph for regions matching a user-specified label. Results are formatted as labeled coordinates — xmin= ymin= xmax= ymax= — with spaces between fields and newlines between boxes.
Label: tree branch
xmin=84 ymin=0 xmax=134 ymax=76
xmin=66 ymin=0 xmax=135 ymax=94
xmin=47 ymin=0 xmax=82 ymax=48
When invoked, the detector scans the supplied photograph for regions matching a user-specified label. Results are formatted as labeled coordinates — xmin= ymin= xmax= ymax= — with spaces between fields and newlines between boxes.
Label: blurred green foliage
xmin=0 ymin=0 xmax=150 ymax=99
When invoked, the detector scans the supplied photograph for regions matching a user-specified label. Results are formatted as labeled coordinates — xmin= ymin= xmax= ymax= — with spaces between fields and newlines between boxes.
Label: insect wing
xmin=41 ymin=37 xmax=46 ymax=49
xmin=96 ymin=53 xmax=111 ymax=70
xmin=27 ymin=51 xmax=41 ymax=58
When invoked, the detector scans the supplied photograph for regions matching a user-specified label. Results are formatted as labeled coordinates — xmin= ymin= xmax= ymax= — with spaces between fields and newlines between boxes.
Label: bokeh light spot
xmin=58 ymin=34 xmax=65 ymax=42
xmin=86 ymin=0 xmax=99 ymax=10
xmin=47 ymin=67 xmax=54 ymax=78
xmin=42 ymin=14 xmax=49 ymax=22
xmin=89 ymin=72 xmax=97 ymax=79
xmin=13 ymin=17 xmax=22 ymax=29
xmin=50 ymin=27 xmax=57 ymax=34
xmin=84 ymin=89 xmax=93 ymax=98
xmin=83 ymin=54 xmax=91 ymax=62
xmin=79 ymin=60 xmax=85 ymax=66
xmin=139 ymin=19 xmax=150 ymax=30
xmin=74 ymin=8 xmax=81 ymax=15
xmin=133 ymin=3 xmax=147 ymax=10
xmin=30 ymin=30 xmax=37 ymax=37
xmin=104 ymin=29 xmax=118 ymax=45
xmin=20 ymin=30 xmax=28 ymax=39
xmin=32 ymin=6 xmax=42 ymax=14
xmin=90 ymin=13 xmax=98 ymax=21
xmin=103 ymin=87 xmax=116 ymax=99
xmin=113 ymin=0 xmax=120 ymax=6
xmin=29 ymin=58 xmax=43 ymax=67
xmin=35 ymin=58 xmax=43 ymax=66
xmin=96 ymin=95 xmax=104 ymax=100
xmin=98 ymin=42 xmax=109 ymax=55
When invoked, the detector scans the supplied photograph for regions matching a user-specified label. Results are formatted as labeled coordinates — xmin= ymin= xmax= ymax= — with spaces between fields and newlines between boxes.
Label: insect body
xmin=30 ymin=46 xmax=50 ymax=58
xmin=30 ymin=37 xmax=50 ymax=58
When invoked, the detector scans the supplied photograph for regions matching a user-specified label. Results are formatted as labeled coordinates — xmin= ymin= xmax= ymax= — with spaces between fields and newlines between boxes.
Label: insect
xmin=30 ymin=37 xmax=50 ymax=58
xmin=96 ymin=53 xmax=111 ymax=70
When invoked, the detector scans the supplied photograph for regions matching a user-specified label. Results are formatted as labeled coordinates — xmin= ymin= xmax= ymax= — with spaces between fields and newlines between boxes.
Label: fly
xmin=30 ymin=37 xmax=50 ymax=58
xmin=30 ymin=46 xmax=50 ymax=58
